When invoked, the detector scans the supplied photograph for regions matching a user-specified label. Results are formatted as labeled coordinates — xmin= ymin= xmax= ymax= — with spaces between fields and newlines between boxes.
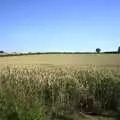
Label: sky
xmin=0 ymin=0 xmax=120 ymax=52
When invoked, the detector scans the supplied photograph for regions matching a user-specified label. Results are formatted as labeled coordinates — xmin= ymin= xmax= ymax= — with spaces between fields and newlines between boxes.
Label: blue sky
xmin=0 ymin=0 xmax=120 ymax=52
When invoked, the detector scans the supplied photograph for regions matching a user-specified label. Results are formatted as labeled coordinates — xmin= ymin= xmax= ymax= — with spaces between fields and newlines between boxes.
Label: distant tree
xmin=118 ymin=46 xmax=120 ymax=53
xmin=96 ymin=48 xmax=101 ymax=53
xmin=0 ymin=50 xmax=4 ymax=53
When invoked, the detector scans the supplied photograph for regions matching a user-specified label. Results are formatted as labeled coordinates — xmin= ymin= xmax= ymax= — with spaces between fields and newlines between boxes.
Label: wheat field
xmin=0 ymin=54 xmax=120 ymax=120
xmin=0 ymin=54 xmax=120 ymax=66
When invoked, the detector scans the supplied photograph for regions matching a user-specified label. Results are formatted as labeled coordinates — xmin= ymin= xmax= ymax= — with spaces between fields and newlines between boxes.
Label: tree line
xmin=0 ymin=46 xmax=120 ymax=56
xmin=96 ymin=46 xmax=120 ymax=53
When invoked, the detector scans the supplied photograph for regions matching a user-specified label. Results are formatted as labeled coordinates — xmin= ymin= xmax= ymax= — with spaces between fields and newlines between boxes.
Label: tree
xmin=96 ymin=48 xmax=101 ymax=53
xmin=118 ymin=46 xmax=120 ymax=53
xmin=0 ymin=51 xmax=4 ymax=53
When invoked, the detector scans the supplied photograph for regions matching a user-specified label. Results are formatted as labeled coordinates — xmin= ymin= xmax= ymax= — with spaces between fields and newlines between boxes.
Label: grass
xmin=0 ymin=54 xmax=120 ymax=120
xmin=0 ymin=64 xmax=120 ymax=120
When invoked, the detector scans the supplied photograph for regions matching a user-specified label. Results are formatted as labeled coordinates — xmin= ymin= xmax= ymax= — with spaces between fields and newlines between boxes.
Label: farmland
xmin=0 ymin=54 xmax=120 ymax=66
xmin=0 ymin=54 xmax=120 ymax=120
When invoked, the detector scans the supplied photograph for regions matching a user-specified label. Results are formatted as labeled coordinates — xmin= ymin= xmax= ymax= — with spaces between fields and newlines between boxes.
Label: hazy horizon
xmin=0 ymin=0 xmax=120 ymax=52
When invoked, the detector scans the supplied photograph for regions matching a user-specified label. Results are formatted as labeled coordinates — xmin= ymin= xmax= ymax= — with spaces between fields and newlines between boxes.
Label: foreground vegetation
xmin=0 ymin=65 xmax=120 ymax=120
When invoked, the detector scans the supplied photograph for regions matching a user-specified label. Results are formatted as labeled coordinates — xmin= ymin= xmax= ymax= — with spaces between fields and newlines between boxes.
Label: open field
xmin=0 ymin=54 xmax=120 ymax=120
xmin=0 ymin=54 xmax=120 ymax=66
